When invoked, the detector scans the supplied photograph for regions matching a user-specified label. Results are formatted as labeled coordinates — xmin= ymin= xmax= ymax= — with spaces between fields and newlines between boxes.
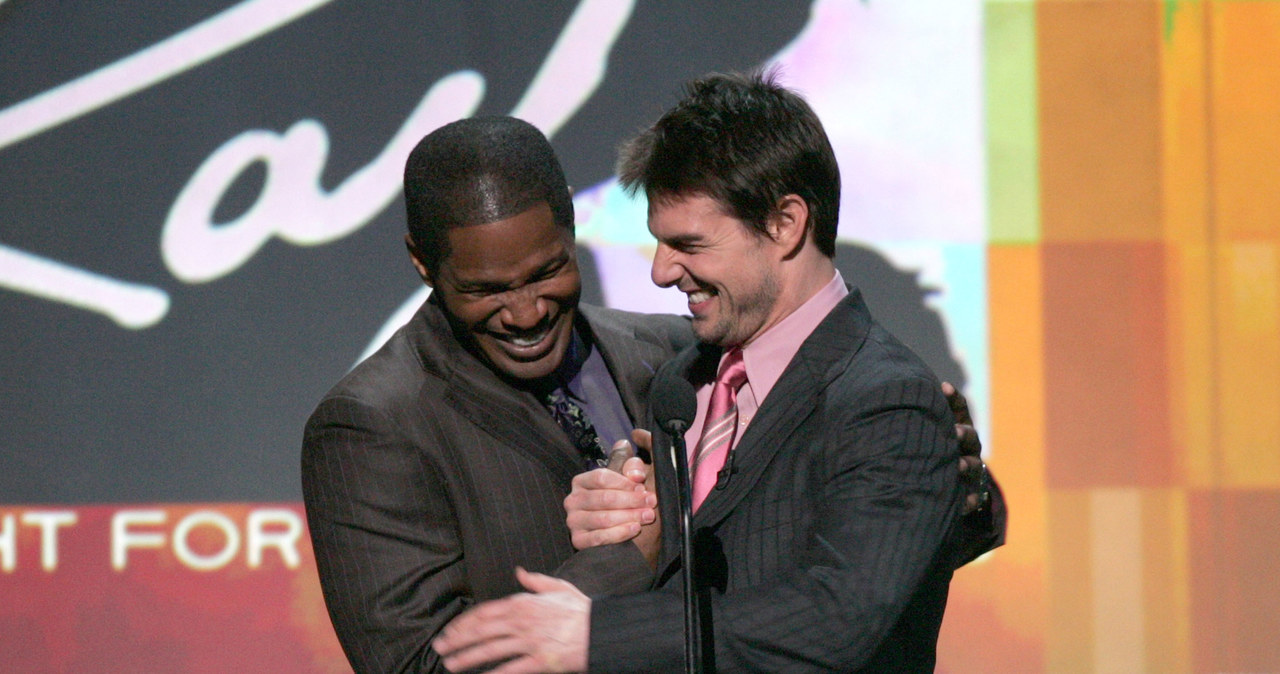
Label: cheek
xmin=443 ymin=296 xmax=497 ymax=330
xmin=546 ymin=272 xmax=582 ymax=305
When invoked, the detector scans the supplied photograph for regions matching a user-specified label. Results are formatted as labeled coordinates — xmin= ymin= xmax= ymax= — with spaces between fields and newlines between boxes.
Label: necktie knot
xmin=717 ymin=347 xmax=748 ymax=391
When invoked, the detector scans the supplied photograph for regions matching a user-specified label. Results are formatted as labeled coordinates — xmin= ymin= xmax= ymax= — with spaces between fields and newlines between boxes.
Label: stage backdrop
xmin=2 ymin=1 xmax=1277 ymax=672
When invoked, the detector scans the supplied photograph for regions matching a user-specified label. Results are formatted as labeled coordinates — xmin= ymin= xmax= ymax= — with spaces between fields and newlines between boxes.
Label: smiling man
xmin=432 ymin=72 xmax=998 ymax=673
xmin=301 ymin=117 xmax=693 ymax=673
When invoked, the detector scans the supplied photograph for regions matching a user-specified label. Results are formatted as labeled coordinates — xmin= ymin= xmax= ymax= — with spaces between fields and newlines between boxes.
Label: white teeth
xmin=688 ymin=290 xmax=713 ymax=304
xmin=503 ymin=330 xmax=549 ymax=348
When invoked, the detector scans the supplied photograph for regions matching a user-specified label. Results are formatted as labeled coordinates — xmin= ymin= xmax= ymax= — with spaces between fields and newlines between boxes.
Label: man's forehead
xmin=647 ymin=193 xmax=741 ymax=232
xmin=441 ymin=204 xmax=572 ymax=276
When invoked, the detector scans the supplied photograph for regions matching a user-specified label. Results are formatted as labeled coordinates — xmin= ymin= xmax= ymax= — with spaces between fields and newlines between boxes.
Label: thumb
xmin=630 ymin=428 xmax=653 ymax=453
xmin=514 ymin=566 xmax=574 ymax=594
xmin=621 ymin=456 xmax=648 ymax=483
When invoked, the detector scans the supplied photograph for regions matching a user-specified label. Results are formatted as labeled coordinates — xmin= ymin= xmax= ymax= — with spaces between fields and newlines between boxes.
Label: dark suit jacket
xmin=301 ymin=298 xmax=692 ymax=673
xmin=590 ymin=290 xmax=967 ymax=673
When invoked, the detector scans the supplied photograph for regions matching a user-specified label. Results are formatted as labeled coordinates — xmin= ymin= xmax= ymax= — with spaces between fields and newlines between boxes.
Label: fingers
xmin=958 ymin=454 xmax=990 ymax=515
xmin=434 ymin=599 xmax=518 ymax=656
xmin=571 ymin=524 xmax=638 ymax=549
xmin=956 ymin=423 xmax=982 ymax=457
xmin=442 ymin=635 xmax=529 ymax=673
xmin=566 ymin=471 xmax=654 ymax=510
xmin=570 ymin=467 xmax=645 ymax=494
xmin=567 ymin=504 xmax=655 ymax=529
xmin=621 ymin=456 xmax=648 ymax=483
xmin=605 ymin=439 xmax=635 ymax=473
xmin=433 ymin=576 xmax=589 ymax=673
xmin=566 ymin=504 xmax=654 ymax=549
xmin=942 ymin=381 xmax=973 ymax=426
xmin=434 ymin=604 xmax=539 ymax=673
xmin=943 ymin=382 xmax=983 ymax=458
xmin=486 ymin=655 xmax=549 ymax=674
xmin=565 ymin=466 xmax=656 ymax=550
xmin=630 ymin=428 xmax=653 ymax=454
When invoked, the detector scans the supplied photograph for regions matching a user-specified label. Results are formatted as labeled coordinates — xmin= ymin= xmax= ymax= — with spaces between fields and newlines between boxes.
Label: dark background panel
xmin=0 ymin=1 xmax=814 ymax=503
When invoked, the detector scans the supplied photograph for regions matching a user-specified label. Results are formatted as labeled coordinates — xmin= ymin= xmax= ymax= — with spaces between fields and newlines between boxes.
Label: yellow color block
xmin=1216 ymin=241 xmax=1280 ymax=486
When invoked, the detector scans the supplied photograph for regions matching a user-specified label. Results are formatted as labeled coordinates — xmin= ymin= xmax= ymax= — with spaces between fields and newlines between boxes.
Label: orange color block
xmin=1212 ymin=2 xmax=1280 ymax=239
xmin=1043 ymin=242 xmax=1174 ymax=488
xmin=1189 ymin=490 xmax=1280 ymax=672
xmin=1038 ymin=0 xmax=1163 ymax=242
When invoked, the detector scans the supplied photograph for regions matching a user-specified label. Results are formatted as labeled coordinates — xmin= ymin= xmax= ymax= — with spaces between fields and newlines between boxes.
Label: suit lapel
xmin=441 ymin=378 xmax=582 ymax=484
xmin=413 ymin=298 xmax=583 ymax=486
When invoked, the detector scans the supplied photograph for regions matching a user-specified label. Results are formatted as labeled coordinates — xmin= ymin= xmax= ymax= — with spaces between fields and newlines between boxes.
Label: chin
xmin=486 ymin=341 xmax=569 ymax=381
xmin=690 ymin=319 xmax=727 ymax=347
xmin=489 ymin=356 xmax=556 ymax=381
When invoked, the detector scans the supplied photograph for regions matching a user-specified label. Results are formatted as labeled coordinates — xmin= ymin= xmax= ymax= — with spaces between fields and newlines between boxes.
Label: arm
xmin=552 ymin=444 xmax=661 ymax=592
xmin=302 ymin=394 xmax=465 ymax=674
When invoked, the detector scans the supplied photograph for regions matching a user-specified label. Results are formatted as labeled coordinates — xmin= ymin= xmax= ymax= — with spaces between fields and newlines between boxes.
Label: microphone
xmin=652 ymin=369 xmax=697 ymax=435
xmin=649 ymin=368 xmax=704 ymax=674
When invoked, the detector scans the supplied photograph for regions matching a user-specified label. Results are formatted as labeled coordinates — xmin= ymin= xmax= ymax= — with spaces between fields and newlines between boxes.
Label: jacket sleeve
xmin=302 ymin=394 xmax=464 ymax=674
xmin=554 ymin=542 xmax=655 ymax=596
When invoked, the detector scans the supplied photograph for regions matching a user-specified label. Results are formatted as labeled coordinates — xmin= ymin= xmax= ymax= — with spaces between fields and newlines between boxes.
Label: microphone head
xmin=651 ymin=368 xmax=698 ymax=434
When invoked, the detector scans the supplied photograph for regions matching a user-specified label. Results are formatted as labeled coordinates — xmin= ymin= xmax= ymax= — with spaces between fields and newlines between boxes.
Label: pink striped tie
xmin=691 ymin=348 xmax=748 ymax=511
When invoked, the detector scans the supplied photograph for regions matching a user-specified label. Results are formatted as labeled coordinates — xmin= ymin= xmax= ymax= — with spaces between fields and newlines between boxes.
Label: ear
xmin=404 ymin=234 xmax=435 ymax=287
xmin=766 ymin=194 xmax=810 ymax=257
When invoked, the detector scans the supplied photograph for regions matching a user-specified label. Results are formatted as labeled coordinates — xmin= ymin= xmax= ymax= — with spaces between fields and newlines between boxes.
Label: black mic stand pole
xmin=665 ymin=418 xmax=703 ymax=674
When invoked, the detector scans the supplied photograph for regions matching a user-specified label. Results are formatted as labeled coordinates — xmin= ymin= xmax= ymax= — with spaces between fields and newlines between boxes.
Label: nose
xmin=650 ymin=244 xmax=681 ymax=288
xmin=499 ymin=287 xmax=548 ymax=330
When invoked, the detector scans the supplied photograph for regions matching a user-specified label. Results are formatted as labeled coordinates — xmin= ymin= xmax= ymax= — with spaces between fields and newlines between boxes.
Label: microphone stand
xmin=664 ymin=418 xmax=703 ymax=674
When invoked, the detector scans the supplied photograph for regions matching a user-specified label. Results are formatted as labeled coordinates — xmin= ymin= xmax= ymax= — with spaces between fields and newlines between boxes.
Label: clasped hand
xmin=563 ymin=429 xmax=662 ymax=565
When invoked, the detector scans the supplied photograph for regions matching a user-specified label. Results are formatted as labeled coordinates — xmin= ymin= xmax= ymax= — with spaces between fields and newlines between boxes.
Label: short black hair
xmin=618 ymin=70 xmax=840 ymax=257
xmin=404 ymin=116 xmax=574 ymax=270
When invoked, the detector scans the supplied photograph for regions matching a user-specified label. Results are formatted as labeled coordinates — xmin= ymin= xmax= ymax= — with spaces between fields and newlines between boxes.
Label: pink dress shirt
xmin=684 ymin=271 xmax=849 ymax=465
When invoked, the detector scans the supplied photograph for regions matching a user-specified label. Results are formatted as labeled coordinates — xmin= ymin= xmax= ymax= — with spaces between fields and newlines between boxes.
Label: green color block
xmin=986 ymin=0 xmax=1040 ymax=244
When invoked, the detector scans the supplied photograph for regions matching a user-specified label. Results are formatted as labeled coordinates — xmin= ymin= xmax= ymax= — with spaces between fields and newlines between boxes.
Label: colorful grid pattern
xmin=938 ymin=2 xmax=1280 ymax=671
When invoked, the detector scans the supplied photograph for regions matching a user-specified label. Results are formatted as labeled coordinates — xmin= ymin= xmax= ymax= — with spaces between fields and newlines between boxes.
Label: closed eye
xmin=662 ymin=236 xmax=704 ymax=254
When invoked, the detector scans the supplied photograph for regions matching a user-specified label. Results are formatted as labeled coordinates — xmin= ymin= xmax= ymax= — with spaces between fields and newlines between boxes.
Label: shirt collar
xmin=739 ymin=270 xmax=848 ymax=403
xmin=555 ymin=322 xmax=592 ymax=399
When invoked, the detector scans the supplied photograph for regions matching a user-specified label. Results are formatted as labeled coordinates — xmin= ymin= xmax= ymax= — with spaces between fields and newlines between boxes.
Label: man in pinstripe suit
xmin=433 ymin=73 xmax=999 ymax=672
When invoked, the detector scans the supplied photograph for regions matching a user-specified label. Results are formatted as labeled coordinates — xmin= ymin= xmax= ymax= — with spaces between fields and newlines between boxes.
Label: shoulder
xmin=821 ymin=301 xmax=949 ymax=420
xmin=579 ymin=304 xmax=695 ymax=352
xmin=306 ymin=312 xmax=439 ymax=430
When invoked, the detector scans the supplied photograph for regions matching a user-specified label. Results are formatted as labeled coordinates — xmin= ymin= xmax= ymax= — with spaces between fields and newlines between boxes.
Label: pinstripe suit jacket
xmin=301 ymin=297 xmax=692 ymax=673
xmin=590 ymin=290 xmax=965 ymax=673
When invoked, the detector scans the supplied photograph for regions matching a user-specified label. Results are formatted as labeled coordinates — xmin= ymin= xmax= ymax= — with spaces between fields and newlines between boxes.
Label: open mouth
xmin=489 ymin=316 xmax=561 ymax=360
xmin=499 ymin=328 xmax=550 ymax=348
xmin=685 ymin=288 xmax=716 ymax=312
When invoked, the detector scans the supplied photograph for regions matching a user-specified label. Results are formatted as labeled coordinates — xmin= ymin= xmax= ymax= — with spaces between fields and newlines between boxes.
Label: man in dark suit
xmin=433 ymin=72 xmax=999 ymax=672
xmin=301 ymin=117 xmax=694 ymax=673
